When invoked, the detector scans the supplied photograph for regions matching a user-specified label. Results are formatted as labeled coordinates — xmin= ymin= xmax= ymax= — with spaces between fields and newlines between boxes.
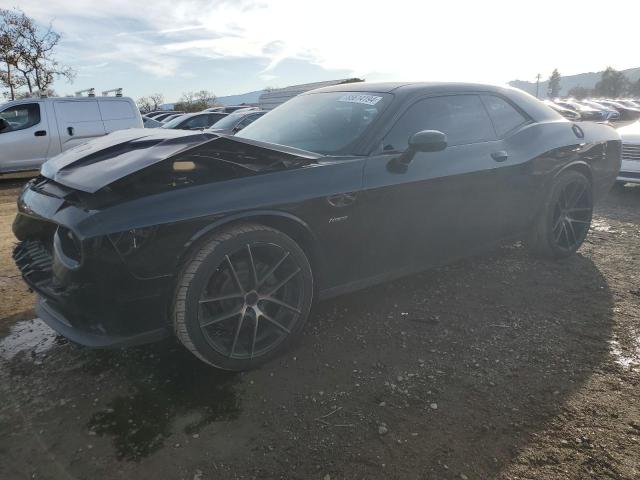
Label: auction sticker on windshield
xmin=338 ymin=94 xmax=383 ymax=105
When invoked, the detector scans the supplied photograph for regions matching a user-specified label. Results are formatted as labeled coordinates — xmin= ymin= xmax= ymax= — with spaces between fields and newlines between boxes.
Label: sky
xmin=3 ymin=0 xmax=639 ymax=102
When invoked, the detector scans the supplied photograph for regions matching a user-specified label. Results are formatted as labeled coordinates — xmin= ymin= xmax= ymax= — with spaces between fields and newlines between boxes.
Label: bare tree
xmin=174 ymin=90 xmax=216 ymax=112
xmin=136 ymin=93 xmax=165 ymax=113
xmin=0 ymin=8 xmax=75 ymax=99
xmin=149 ymin=93 xmax=164 ymax=110
xmin=0 ymin=9 xmax=26 ymax=99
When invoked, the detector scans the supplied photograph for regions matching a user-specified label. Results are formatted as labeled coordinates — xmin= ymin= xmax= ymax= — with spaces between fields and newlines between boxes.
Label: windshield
xmin=210 ymin=112 xmax=244 ymax=130
xmin=236 ymin=91 xmax=392 ymax=155
xmin=160 ymin=115 xmax=187 ymax=129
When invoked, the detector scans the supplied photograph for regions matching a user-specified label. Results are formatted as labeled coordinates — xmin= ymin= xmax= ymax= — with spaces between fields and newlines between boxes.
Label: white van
xmin=0 ymin=96 xmax=143 ymax=173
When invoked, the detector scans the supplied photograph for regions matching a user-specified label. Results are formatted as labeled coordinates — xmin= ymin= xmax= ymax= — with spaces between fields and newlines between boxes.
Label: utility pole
xmin=535 ymin=73 xmax=541 ymax=99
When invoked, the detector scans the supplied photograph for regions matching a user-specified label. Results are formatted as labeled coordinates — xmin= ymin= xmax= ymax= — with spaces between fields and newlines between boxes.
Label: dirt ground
xmin=0 ymin=178 xmax=638 ymax=480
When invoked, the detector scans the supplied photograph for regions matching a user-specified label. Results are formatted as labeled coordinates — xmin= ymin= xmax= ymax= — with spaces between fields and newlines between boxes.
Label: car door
xmin=0 ymin=102 xmax=51 ymax=173
xmin=479 ymin=94 xmax=537 ymax=235
xmin=361 ymin=94 xmax=514 ymax=279
xmin=54 ymin=100 xmax=106 ymax=151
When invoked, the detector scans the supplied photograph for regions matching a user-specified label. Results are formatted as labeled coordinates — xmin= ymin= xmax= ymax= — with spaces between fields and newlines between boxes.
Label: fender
xmin=179 ymin=209 xmax=326 ymax=288
xmin=554 ymin=159 xmax=593 ymax=182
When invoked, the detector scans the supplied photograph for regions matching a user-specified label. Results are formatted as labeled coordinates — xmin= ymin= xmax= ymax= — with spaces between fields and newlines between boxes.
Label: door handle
xmin=34 ymin=130 xmax=47 ymax=137
xmin=491 ymin=151 xmax=509 ymax=162
xmin=67 ymin=126 xmax=75 ymax=136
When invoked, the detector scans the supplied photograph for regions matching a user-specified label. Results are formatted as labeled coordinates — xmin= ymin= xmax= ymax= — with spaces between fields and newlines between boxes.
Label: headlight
xmin=54 ymin=226 xmax=82 ymax=267
xmin=109 ymin=226 xmax=157 ymax=257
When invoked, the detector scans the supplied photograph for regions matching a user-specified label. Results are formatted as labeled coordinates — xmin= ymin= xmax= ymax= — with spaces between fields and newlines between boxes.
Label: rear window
xmin=99 ymin=100 xmax=135 ymax=120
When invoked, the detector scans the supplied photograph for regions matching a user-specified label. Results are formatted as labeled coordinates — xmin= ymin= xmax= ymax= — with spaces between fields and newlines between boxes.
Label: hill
xmin=509 ymin=67 xmax=640 ymax=98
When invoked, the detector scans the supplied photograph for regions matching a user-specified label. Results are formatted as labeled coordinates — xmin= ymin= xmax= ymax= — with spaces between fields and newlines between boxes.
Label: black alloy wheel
xmin=527 ymin=170 xmax=593 ymax=259
xmin=174 ymin=224 xmax=313 ymax=370
xmin=550 ymin=176 xmax=592 ymax=252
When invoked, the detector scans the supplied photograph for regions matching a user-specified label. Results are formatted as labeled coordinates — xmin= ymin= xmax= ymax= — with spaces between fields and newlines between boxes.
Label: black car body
xmin=161 ymin=112 xmax=228 ymax=130
xmin=207 ymin=110 xmax=266 ymax=135
xmin=13 ymin=82 xmax=621 ymax=369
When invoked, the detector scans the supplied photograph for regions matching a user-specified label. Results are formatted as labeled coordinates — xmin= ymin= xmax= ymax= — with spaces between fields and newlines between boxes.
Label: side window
xmin=183 ymin=115 xmax=209 ymax=129
xmin=0 ymin=104 xmax=41 ymax=132
xmin=237 ymin=113 xmax=262 ymax=129
xmin=383 ymin=95 xmax=495 ymax=151
xmin=481 ymin=95 xmax=528 ymax=137
xmin=208 ymin=114 xmax=225 ymax=126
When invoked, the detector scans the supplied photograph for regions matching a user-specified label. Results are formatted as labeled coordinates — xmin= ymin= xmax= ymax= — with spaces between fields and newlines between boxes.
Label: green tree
xmin=593 ymin=67 xmax=629 ymax=98
xmin=567 ymin=86 xmax=591 ymax=100
xmin=547 ymin=69 xmax=561 ymax=98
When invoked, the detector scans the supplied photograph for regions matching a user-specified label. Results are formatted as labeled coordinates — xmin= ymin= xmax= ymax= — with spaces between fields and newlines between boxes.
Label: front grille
xmin=13 ymin=240 xmax=53 ymax=288
xmin=622 ymin=143 xmax=640 ymax=161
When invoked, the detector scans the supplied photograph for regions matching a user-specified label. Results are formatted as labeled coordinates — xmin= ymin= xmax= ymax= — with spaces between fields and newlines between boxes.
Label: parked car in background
xmin=579 ymin=100 xmax=621 ymax=121
xmin=592 ymin=100 xmax=640 ymax=121
xmin=153 ymin=112 xmax=181 ymax=122
xmin=554 ymin=100 xmax=609 ymax=122
xmin=142 ymin=116 xmax=163 ymax=128
xmin=615 ymin=100 xmax=640 ymax=109
xmin=543 ymin=100 xmax=581 ymax=121
xmin=146 ymin=110 xmax=184 ymax=119
xmin=616 ymin=120 xmax=640 ymax=184
xmin=204 ymin=105 xmax=259 ymax=113
xmin=159 ymin=113 xmax=184 ymax=123
xmin=207 ymin=110 xmax=266 ymax=135
xmin=0 ymin=96 xmax=142 ymax=173
xmin=12 ymin=82 xmax=621 ymax=370
xmin=160 ymin=112 xmax=227 ymax=130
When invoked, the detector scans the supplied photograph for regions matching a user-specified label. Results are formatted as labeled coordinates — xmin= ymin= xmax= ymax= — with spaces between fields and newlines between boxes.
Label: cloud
xmin=13 ymin=0 xmax=640 ymax=88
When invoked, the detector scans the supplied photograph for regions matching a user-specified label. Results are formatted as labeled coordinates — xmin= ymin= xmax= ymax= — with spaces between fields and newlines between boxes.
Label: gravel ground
xmin=0 ymin=178 xmax=638 ymax=480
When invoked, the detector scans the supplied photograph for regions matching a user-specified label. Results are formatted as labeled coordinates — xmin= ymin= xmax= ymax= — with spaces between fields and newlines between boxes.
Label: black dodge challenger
xmin=12 ymin=82 xmax=621 ymax=370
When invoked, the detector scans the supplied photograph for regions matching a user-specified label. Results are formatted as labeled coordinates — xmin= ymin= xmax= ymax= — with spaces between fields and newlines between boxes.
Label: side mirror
xmin=408 ymin=130 xmax=448 ymax=153
xmin=388 ymin=130 xmax=447 ymax=173
xmin=0 ymin=118 xmax=10 ymax=133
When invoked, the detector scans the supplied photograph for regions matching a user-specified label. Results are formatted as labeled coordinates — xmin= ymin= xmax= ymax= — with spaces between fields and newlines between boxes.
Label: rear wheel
xmin=174 ymin=224 xmax=313 ymax=370
xmin=527 ymin=170 xmax=593 ymax=259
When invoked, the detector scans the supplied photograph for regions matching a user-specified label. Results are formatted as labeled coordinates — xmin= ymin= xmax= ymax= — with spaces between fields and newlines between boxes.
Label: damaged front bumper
xmin=12 ymin=182 xmax=173 ymax=348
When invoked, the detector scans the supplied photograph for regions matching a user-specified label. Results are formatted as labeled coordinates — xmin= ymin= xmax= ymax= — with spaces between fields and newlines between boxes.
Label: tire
xmin=173 ymin=223 xmax=313 ymax=370
xmin=526 ymin=170 xmax=593 ymax=259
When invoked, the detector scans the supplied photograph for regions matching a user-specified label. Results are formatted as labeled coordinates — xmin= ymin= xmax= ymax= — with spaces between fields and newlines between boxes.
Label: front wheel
xmin=173 ymin=224 xmax=314 ymax=370
xmin=526 ymin=170 xmax=593 ymax=259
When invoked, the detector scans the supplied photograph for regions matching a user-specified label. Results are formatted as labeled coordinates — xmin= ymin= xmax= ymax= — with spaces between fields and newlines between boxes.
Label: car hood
xmin=41 ymin=128 xmax=322 ymax=193
xmin=618 ymin=121 xmax=640 ymax=142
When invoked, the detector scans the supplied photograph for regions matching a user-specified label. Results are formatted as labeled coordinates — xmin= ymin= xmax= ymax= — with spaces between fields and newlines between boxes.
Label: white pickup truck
xmin=0 ymin=96 xmax=143 ymax=173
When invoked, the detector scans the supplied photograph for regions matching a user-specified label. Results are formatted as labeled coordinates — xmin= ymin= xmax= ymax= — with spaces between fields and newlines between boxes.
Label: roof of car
xmin=305 ymin=81 xmax=563 ymax=122
xmin=307 ymin=81 xmax=516 ymax=95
